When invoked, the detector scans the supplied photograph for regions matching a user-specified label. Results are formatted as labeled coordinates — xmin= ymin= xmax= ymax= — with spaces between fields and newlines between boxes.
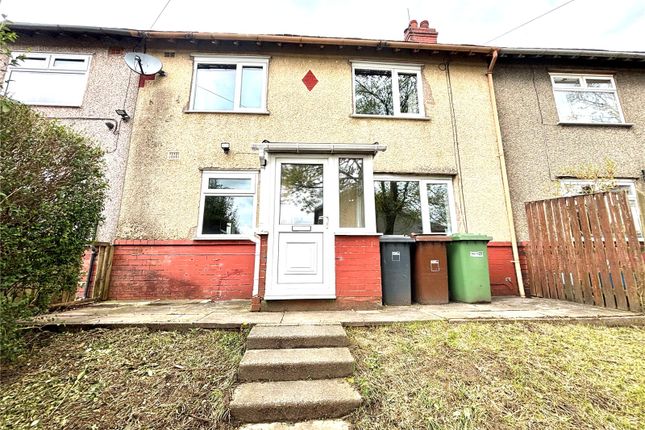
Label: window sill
xmin=350 ymin=114 xmax=430 ymax=121
xmin=23 ymin=103 xmax=83 ymax=108
xmin=185 ymin=109 xmax=270 ymax=115
xmin=193 ymin=235 xmax=255 ymax=241
xmin=335 ymin=231 xmax=382 ymax=236
xmin=558 ymin=121 xmax=633 ymax=128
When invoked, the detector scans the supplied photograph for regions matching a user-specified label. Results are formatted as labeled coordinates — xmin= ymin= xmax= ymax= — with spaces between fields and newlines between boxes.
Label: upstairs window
xmin=3 ymin=52 xmax=91 ymax=106
xmin=190 ymin=56 xmax=268 ymax=112
xmin=550 ymin=74 xmax=625 ymax=124
xmin=352 ymin=62 xmax=424 ymax=118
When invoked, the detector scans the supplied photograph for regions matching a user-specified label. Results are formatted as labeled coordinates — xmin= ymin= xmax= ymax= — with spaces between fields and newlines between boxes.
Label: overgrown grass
xmin=347 ymin=322 xmax=645 ymax=430
xmin=0 ymin=328 xmax=246 ymax=429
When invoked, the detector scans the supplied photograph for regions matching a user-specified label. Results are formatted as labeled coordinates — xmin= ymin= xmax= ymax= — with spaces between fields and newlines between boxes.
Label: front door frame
xmin=266 ymin=155 xmax=336 ymax=299
xmin=256 ymin=145 xmax=382 ymax=301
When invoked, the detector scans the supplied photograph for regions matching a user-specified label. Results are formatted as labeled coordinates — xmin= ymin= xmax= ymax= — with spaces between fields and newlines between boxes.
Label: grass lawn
xmin=0 ymin=328 xmax=245 ymax=429
xmin=347 ymin=322 xmax=645 ymax=430
xmin=1 ymin=323 xmax=643 ymax=430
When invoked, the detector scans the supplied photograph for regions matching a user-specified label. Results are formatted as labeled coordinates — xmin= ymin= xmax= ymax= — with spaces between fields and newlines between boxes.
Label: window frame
xmin=549 ymin=73 xmax=626 ymax=125
xmin=3 ymin=52 xmax=92 ymax=107
xmin=373 ymin=175 xmax=457 ymax=236
xmin=336 ymin=156 xmax=376 ymax=235
xmin=189 ymin=55 xmax=269 ymax=113
xmin=196 ymin=171 xmax=258 ymax=240
xmin=351 ymin=61 xmax=425 ymax=119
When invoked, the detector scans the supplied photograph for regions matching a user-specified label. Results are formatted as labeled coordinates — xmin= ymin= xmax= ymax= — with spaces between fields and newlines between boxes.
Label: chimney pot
xmin=404 ymin=18 xmax=438 ymax=44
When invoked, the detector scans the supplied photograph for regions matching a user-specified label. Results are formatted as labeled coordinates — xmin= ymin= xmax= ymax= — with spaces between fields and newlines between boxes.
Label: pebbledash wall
xmin=110 ymin=33 xmax=517 ymax=305
xmin=494 ymin=56 xmax=645 ymax=243
xmin=5 ymin=30 xmax=140 ymax=242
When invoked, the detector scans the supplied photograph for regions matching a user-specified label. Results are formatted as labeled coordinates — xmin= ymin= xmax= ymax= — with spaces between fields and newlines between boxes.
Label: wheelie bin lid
xmin=411 ymin=234 xmax=452 ymax=242
xmin=379 ymin=235 xmax=415 ymax=243
xmin=449 ymin=233 xmax=493 ymax=242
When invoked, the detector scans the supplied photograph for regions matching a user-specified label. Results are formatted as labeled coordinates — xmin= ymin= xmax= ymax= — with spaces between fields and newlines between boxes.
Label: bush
xmin=0 ymin=98 xmax=107 ymax=361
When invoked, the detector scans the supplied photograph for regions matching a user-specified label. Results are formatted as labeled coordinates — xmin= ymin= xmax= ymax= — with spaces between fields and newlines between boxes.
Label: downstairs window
xmin=197 ymin=172 xmax=257 ymax=237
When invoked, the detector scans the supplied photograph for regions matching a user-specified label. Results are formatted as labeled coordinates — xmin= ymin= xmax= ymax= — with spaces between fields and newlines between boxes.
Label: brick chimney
xmin=404 ymin=19 xmax=438 ymax=43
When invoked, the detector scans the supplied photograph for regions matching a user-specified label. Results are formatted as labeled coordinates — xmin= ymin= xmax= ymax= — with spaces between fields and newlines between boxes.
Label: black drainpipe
xmin=83 ymin=245 xmax=98 ymax=299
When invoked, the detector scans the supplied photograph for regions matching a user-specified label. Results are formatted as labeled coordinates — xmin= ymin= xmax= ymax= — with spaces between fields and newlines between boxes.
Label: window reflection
xmin=398 ymin=73 xmax=419 ymax=114
xmin=427 ymin=183 xmax=450 ymax=233
xmin=279 ymin=164 xmax=324 ymax=225
xmin=194 ymin=64 xmax=236 ymax=111
xmin=202 ymin=196 xmax=253 ymax=235
xmin=555 ymin=91 xmax=621 ymax=123
xmin=374 ymin=181 xmax=422 ymax=235
xmin=339 ymin=158 xmax=364 ymax=228
xmin=354 ymin=69 xmax=394 ymax=115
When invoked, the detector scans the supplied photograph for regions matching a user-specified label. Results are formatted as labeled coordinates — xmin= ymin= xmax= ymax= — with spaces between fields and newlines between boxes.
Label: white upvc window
xmin=189 ymin=56 xmax=269 ymax=113
xmin=550 ymin=73 xmax=625 ymax=124
xmin=373 ymin=175 xmax=456 ymax=235
xmin=197 ymin=171 xmax=258 ymax=239
xmin=337 ymin=156 xmax=376 ymax=234
xmin=3 ymin=52 xmax=91 ymax=106
xmin=352 ymin=61 xmax=425 ymax=118
xmin=560 ymin=179 xmax=642 ymax=239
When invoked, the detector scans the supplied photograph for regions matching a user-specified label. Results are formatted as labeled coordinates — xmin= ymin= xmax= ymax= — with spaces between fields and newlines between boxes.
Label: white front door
xmin=265 ymin=157 xmax=335 ymax=299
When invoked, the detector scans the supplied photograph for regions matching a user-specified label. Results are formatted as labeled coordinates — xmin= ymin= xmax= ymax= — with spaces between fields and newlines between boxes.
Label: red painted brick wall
xmin=517 ymin=242 xmax=530 ymax=297
xmin=487 ymin=242 xmax=518 ymax=296
xmin=109 ymin=240 xmax=255 ymax=300
xmin=77 ymin=247 xmax=95 ymax=299
xmin=335 ymin=235 xmax=382 ymax=307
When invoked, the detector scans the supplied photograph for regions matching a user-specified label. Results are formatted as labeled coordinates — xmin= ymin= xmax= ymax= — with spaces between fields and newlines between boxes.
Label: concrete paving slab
xmin=230 ymin=379 xmax=361 ymax=423
xmin=239 ymin=347 xmax=354 ymax=381
xmin=247 ymin=325 xmax=349 ymax=349
xmin=30 ymin=297 xmax=644 ymax=329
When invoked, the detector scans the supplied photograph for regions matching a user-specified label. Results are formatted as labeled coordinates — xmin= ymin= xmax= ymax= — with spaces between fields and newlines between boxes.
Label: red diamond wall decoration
xmin=302 ymin=70 xmax=318 ymax=91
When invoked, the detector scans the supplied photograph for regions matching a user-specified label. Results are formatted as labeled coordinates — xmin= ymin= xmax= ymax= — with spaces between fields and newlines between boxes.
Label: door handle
xmin=318 ymin=215 xmax=329 ymax=228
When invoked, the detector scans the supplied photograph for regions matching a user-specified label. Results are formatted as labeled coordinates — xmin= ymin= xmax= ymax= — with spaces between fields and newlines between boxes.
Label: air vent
xmin=167 ymin=151 xmax=180 ymax=160
xmin=108 ymin=47 xmax=124 ymax=55
xmin=164 ymin=51 xmax=175 ymax=58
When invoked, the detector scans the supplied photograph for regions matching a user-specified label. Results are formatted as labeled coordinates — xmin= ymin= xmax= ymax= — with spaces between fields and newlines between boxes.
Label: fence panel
xmin=525 ymin=191 xmax=644 ymax=312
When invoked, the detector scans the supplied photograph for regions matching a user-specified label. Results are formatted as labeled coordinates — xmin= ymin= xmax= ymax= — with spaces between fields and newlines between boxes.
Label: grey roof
xmin=499 ymin=47 xmax=645 ymax=62
xmin=6 ymin=22 xmax=645 ymax=62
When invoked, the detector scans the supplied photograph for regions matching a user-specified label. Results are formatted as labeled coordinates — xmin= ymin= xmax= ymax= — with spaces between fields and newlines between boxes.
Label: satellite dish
xmin=124 ymin=52 xmax=163 ymax=76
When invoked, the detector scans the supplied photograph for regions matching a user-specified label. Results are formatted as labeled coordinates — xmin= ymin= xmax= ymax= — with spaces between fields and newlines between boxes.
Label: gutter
xmin=486 ymin=48 xmax=526 ymax=298
xmin=499 ymin=47 xmax=645 ymax=61
xmin=8 ymin=22 xmax=494 ymax=55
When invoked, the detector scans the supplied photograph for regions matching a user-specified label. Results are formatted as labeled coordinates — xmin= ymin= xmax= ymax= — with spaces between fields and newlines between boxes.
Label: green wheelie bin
xmin=447 ymin=233 xmax=493 ymax=303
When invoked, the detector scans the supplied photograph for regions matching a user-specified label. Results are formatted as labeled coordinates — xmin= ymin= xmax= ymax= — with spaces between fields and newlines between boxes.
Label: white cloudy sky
xmin=1 ymin=0 xmax=644 ymax=51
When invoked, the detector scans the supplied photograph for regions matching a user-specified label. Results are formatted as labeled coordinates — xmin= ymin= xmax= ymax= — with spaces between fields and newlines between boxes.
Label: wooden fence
xmin=50 ymin=242 xmax=114 ymax=307
xmin=525 ymin=191 xmax=644 ymax=313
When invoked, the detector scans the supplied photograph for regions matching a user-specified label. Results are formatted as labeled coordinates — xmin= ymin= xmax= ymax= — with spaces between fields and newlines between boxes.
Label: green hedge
xmin=0 ymin=98 xmax=107 ymax=361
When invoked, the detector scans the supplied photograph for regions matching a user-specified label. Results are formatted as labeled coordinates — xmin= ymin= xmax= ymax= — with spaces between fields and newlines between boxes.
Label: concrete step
xmin=230 ymin=379 xmax=361 ymax=423
xmin=247 ymin=324 xmax=349 ymax=350
xmin=238 ymin=420 xmax=350 ymax=430
xmin=239 ymin=347 xmax=354 ymax=382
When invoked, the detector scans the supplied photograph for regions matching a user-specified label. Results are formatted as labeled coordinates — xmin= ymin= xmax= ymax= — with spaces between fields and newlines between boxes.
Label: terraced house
xmin=105 ymin=20 xmax=521 ymax=309
xmin=3 ymin=24 xmax=140 ymax=244
xmin=493 ymin=48 xmax=645 ymax=244
xmin=8 ymin=20 xmax=643 ymax=310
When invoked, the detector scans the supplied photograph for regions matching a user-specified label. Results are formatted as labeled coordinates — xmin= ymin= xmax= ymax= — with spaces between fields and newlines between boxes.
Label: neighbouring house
xmin=494 ymin=48 xmax=645 ymax=246
xmin=107 ymin=20 xmax=522 ymax=308
xmin=2 ymin=23 xmax=141 ymax=244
